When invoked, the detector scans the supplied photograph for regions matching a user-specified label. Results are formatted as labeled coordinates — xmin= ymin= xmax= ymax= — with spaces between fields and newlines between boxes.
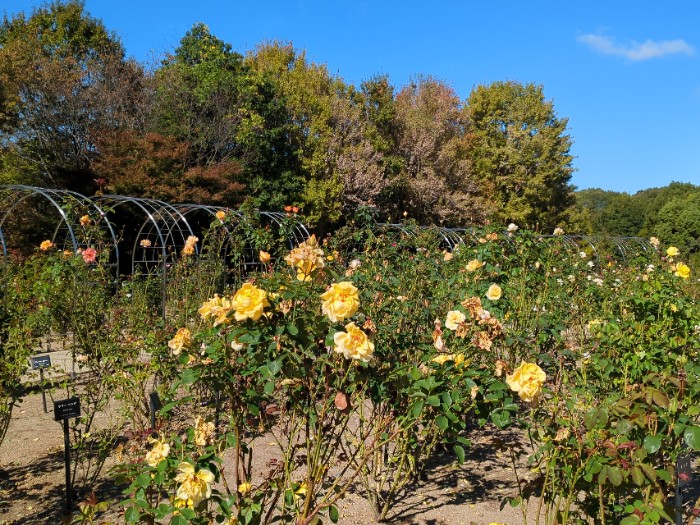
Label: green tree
xmin=0 ymin=0 xmax=144 ymax=189
xmin=466 ymin=81 xmax=575 ymax=230
xmin=653 ymin=191 xmax=700 ymax=265
xmin=633 ymin=181 xmax=699 ymax=237
xmin=575 ymin=189 xmax=643 ymax=236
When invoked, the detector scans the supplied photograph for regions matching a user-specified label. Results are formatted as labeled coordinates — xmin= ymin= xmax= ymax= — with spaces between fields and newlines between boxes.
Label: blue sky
xmin=4 ymin=1 xmax=700 ymax=194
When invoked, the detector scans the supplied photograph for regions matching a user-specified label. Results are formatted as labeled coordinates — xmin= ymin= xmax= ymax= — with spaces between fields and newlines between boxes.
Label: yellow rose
xmin=79 ymin=214 xmax=91 ymax=227
xmin=198 ymin=295 xmax=233 ymax=326
xmin=666 ymin=246 xmax=679 ymax=257
xmin=175 ymin=462 xmax=215 ymax=508
xmin=215 ymin=210 xmax=226 ymax=221
xmin=466 ymin=259 xmax=484 ymax=272
xmin=649 ymin=237 xmax=660 ymax=248
xmin=231 ymin=283 xmax=270 ymax=322
xmin=168 ymin=327 xmax=192 ymax=356
xmin=334 ymin=322 xmax=374 ymax=362
xmin=238 ymin=482 xmax=252 ymax=495
xmin=445 ymin=310 xmax=466 ymax=331
xmin=285 ymin=235 xmax=325 ymax=280
xmin=145 ymin=438 xmax=170 ymax=467
xmin=674 ymin=262 xmax=691 ymax=279
xmin=320 ymin=282 xmax=359 ymax=322
xmin=259 ymin=250 xmax=271 ymax=263
xmin=506 ymin=362 xmax=546 ymax=403
xmin=194 ymin=416 xmax=215 ymax=447
xmin=39 ymin=240 xmax=54 ymax=251
xmin=182 ymin=244 xmax=195 ymax=256
xmin=432 ymin=353 xmax=455 ymax=365
xmin=486 ymin=284 xmax=502 ymax=301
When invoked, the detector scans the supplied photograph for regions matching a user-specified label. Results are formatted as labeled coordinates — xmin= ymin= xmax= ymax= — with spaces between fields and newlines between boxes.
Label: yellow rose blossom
xmin=259 ymin=250 xmax=271 ymax=263
xmin=168 ymin=328 xmax=192 ymax=356
xmin=444 ymin=310 xmax=466 ymax=331
xmin=194 ymin=416 xmax=215 ymax=447
xmin=432 ymin=353 xmax=455 ymax=365
xmin=238 ymin=482 xmax=252 ymax=495
xmin=182 ymin=244 xmax=195 ymax=256
xmin=553 ymin=227 xmax=564 ymax=236
xmin=285 ymin=235 xmax=325 ymax=280
xmin=198 ymin=294 xmax=233 ymax=326
xmin=674 ymin=262 xmax=691 ymax=279
xmin=486 ymin=284 xmax=502 ymax=301
xmin=215 ymin=210 xmax=226 ymax=221
xmin=666 ymin=246 xmax=679 ymax=257
xmin=145 ymin=437 xmax=170 ymax=467
xmin=506 ymin=362 xmax=546 ymax=403
xmin=320 ymin=282 xmax=360 ymax=322
xmin=231 ymin=283 xmax=270 ymax=322
xmin=79 ymin=214 xmax=91 ymax=227
xmin=139 ymin=238 xmax=152 ymax=248
xmin=649 ymin=237 xmax=660 ymax=248
xmin=175 ymin=462 xmax=215 ymax=508
xmin=466 ymin=259 xmax=484 ymax=272
xmin=334 ymin=322 xmax=374 ymax=362
xmin=39 ymin=240 xmax=54 ymax=251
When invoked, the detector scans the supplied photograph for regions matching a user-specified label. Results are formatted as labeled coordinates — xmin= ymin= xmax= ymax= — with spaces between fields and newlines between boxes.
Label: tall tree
xmin=392 ymin=76 xmax=486 ymax=225
xmin=0 ymin=0 xmax=144 ymax=190
xmin=466 ymin=81 xmax=575 ymax=230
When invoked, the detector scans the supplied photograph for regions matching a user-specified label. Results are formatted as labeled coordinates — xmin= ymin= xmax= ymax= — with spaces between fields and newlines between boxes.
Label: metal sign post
xmin=54 ymin=397 xmax=81 ymax=518
xmin=676 ymin=452 xmax=693 ymax=525
xmin=30 ymin=355 xmax=51 ymax=413
xmin=149 ymin=391 xmax=162 ymax=431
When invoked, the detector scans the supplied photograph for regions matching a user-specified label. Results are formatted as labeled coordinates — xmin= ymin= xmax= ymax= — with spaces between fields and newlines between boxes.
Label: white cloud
xmin=578 ymin=34 xmax=695 ymax=61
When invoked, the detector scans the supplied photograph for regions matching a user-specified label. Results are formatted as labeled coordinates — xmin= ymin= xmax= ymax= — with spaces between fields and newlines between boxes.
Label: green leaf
xmin=264 ymin=381 xmax=275 ymax=395
xmin=684 ymin=425 xmax=700 ymax=450
xmin=124 ymin=507 xmax=140 ymax=523
xmin=607 ymin=466 xmax=623 ymax=487
xmin=287 ymin=323 xmax=299 ymax=336
xmin=136 ymin=473 xmax=151 ymax=489
xmin=409 ymin=399 xmax=424 ymax=418
xmin=329 ymin=504 xmax=339 ymax=523
xmin=643 ymin=435 xmax=662 ymax=454
xmin=427 ymin=395 xmax=440 ymax=407
xmin=650 ymin=389 xmax=669 ymax=409
xmin=435 ymin=415 xmax=448 ymax=431
xmin=454 ymin=444 xmax=465 ymax=464
xmin=630 ymin=466 xmax=645 ymax=486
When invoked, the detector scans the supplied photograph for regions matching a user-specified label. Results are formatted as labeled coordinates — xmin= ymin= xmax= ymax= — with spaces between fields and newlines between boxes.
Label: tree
xmin=466 ymin=81 xmax=575 ymax=230
xmin=653 ymin=191 xmax=700 ymax=264
xmin=391 ymin=77 xmax=486 ymax=225
xmin=0 ymin=1 xmax=145 ymax=189
xmin=575 ymin=189 xmax=644 ymax=236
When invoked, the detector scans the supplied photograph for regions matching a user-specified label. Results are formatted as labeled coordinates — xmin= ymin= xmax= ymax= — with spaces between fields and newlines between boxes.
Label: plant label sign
xmin=677 ymin=453 xmax=693 ymax=486
xmin=30 ymin=354 xmax=51 ymax=369
xmin=54 ymin=397 xmax=81 ymax=421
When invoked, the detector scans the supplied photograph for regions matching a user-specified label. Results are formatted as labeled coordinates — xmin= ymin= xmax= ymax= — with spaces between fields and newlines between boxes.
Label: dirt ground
xmin=0 ymin=386 xmax=539 ymax=525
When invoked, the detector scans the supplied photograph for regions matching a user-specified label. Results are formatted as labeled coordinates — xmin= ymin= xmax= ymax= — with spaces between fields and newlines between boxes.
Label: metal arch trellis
xmin=95 ymin=195 xmax=197 ymax=317
xmin=172 ymin=205 xmax=311 ymax=265
xmin=0 ymin=185 xmax=120 ymax=276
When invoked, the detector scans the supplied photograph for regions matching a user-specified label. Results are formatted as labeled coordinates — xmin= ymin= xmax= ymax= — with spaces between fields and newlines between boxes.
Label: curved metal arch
xmin=258 ymin=211 xmax=311 ymax=247
xmin=441 ymin=228 xmax=467 ymax=250
xmin=96 ymin=195 xmax=196 ymax=275
xmin=0 ymin=185 xmax=119 ymax=275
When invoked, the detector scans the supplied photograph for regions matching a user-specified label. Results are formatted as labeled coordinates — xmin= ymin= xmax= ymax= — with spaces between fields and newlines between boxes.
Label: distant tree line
xmin=573 ymin=182 xmax=700 ymax=266
xmin=1 ymin=0 xmax=696 ymax=261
